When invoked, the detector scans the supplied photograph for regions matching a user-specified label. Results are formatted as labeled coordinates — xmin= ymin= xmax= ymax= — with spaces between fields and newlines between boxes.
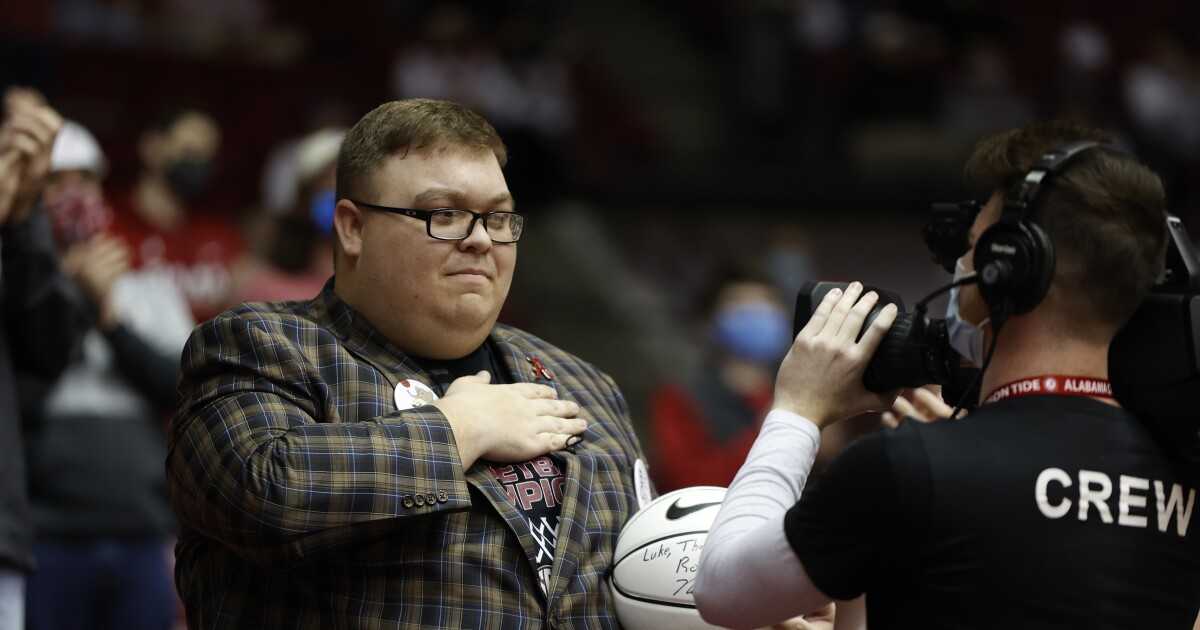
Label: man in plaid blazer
xmin=167 ymin=99 xmax=653 ymax=629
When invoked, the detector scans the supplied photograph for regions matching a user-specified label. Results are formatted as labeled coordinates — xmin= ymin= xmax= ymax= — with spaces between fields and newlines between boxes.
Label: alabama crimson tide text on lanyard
xmin=983 ymin=375 xmax=1114 ymax=405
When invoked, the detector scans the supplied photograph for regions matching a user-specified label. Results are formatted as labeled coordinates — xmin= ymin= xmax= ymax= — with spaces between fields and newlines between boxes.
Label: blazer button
xmin=402 ymin=496 xmax=415 ymax=509
xmin=415 ymin=494 xmax=426 ymax=506
xmin=425 ymin=492 xmax=437 ymax=505
xmin=436 ymin=490 xmax=449 ymax=503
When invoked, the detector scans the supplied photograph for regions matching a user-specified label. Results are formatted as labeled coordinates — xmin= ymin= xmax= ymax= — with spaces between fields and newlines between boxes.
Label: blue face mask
xmin=946 ymin=258 xmax=990 ymax=366
xmin=712 ymin=302 xmax=792 ymax=363
xmin=310 ymin=189 xmax=336 ymax=237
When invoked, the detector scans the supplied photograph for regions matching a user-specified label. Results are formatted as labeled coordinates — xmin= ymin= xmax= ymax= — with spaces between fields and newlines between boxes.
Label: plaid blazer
xmin=167 ymin=283 xmax=651 ymax=629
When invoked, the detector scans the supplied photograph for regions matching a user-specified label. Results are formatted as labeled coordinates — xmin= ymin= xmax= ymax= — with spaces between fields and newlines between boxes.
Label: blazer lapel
xmin=544 ymin=443 xmax=593 ymax=604
xmin=449 ymin=333 xmax=560 ymax=598
xmin=488 ymin=331 xmax=595 ymax=605
xmin=464 ymin=466 xmax=538 ymax=553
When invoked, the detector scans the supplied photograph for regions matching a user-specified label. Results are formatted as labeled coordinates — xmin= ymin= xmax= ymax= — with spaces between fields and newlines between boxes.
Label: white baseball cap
xmin=50 ymin=120 xmax=108 ymax=176
xmin=294 ymin=127 xmax=346 ymax=188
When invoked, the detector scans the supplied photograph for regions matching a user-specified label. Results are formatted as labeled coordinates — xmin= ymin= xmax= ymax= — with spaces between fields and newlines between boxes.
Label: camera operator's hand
xmin=761 ymin=603 xmax=836 ymax=630
xmin=882 ymin=385 xmax=956 ymax=427
xmin=773 ymin=282 xmax=899 ymax=430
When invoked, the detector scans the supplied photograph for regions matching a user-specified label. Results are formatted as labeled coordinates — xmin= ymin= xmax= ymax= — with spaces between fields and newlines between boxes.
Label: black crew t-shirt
xmin=785 ymin=395 xmax=1200 ymax=629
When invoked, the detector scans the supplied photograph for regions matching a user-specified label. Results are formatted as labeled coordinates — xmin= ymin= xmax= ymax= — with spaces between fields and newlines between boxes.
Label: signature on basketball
xmin=638 ymin=537 xmax=706 ymax=596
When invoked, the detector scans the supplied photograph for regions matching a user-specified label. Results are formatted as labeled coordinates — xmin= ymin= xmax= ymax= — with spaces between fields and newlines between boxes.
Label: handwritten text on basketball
xmin=637 ymin=537 xmax=707 ymax=597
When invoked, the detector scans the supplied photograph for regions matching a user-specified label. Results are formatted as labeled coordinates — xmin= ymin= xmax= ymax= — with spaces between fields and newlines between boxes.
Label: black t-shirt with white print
xmin=415 ymin=340 xmax=566 ymax=594
xmin=785 ymin=395 xmax=1200 ymax=629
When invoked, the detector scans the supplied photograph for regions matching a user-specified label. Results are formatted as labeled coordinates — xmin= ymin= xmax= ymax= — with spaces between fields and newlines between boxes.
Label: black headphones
xmin=972 ymin=140 xmax=1107 ymax=318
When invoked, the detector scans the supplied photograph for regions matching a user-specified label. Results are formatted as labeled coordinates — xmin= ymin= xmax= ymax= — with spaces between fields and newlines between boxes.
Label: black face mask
xmin=164 ymin=157 xmax=212 ymax=203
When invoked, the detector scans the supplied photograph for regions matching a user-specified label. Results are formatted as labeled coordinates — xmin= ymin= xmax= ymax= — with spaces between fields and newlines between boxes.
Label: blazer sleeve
xmin=166 ymin=309 xmax=474 ymax=569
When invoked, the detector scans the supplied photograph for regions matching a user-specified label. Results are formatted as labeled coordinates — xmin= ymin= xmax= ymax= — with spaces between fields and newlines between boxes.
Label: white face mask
xmin=946 ymin=258 xmax=991 ymax=366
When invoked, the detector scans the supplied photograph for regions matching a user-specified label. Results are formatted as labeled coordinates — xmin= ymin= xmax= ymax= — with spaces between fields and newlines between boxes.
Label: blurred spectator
xmin=489 ymin=12 xmax=576 ymax=145
xmin=941 ymin=36 xmax=1035 ymax=151
xmin=108 ymin=108 xmax=244 ymax=322
xmin=235 ymin=126 xmax=341 ymax=303
xmin=649 ymin=265 xmax=791 ymax=491
xmin=153 ymin=0 xmax=304 ymax=64
xmin=726 ymin=0 xmax=804 ymax=161
xmin=391 ymin=3 xmax=578 ymax=206
xmin=0 ymin=87 xmax=88 ymax=630
xmin=844 ymin=9 xmax=944 ymax=126
xmin=158 ymin=0 xmax=267 ymax=52
xmin=794 ymin=0 xmax=853 ymax=55
xmin=258 ymin=96 xmax=354 ymax=220
xmin=391 ymin=3 xmax=507 ymax=116
xmin=1123 ymin=24 xmax=1200 ymax=153
xmin=764 ymin=224 xmax=816 ymax=302
xmin=1122 ymin=23 xmax=1200 ymax=226
xmin=487 ymin=10 xmax=577 ymax=205
xmin=841 ymin=8 xmax=957 ymax=171
xmin=248 ymin=95 xmax=352 ymax=299
xmin=22 ymin=119 xmax=189 ymax=630
xmin=1053 ymin=21 xmax=1117 ymax=126
xmin=41 ymin=121 xmax=113 ymax=246
xmin=52 ymin=0 xmax=143 ymax=47
xmin=788 ymin=0 xmax=858 ymax=166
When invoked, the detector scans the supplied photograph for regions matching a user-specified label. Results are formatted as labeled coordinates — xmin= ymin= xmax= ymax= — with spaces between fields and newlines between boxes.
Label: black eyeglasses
xmin=351 ymin=200 xmax=525 ymax=243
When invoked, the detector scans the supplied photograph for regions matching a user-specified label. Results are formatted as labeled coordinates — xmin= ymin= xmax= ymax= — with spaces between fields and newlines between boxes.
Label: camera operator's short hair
xmin=965 ymin=119 xmax=1168 ymax=337
xmin=335 ymin=99 xmax=508 ymax=203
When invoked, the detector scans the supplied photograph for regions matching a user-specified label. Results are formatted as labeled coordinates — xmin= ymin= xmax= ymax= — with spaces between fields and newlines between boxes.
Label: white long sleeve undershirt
xmin=693 ymin=409 xmax=832 ymax=630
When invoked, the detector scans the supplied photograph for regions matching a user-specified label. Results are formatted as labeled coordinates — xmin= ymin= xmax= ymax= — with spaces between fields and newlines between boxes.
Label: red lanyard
xmin=983 ymin=375 xmax=1114 ymax=405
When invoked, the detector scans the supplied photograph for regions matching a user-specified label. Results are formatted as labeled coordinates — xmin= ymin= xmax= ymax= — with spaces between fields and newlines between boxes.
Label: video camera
xmin=792 ymin=281 xmax=980 ymax=400
xmin=793 ymin=200 xmax=986 ymax=402
xmin=793 ymin=208 xmax=1200 ymax=456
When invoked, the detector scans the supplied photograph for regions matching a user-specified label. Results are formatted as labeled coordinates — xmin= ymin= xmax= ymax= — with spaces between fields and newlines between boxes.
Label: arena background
xmin=3 ymin=0 xmax=1197 ymax=454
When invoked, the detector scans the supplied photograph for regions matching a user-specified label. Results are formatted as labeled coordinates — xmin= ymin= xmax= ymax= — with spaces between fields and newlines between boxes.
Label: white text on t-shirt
xmin=1035 ymin=468 xmax=1195 ymax=536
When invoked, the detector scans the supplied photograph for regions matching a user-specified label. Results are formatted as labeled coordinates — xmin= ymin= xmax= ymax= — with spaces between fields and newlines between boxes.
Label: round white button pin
xmin=395 ymin=378 xmax=439 ymax=410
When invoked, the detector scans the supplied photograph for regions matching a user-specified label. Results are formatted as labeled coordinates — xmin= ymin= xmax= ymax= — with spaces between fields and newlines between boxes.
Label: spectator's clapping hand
xmin=60 ymin=234 xmax=132 ymax=331
xmin=881 ymin=385 xmax=956 ymax=427
xmin=0 ymin=88 xmax=63 ymax=227
xmin=432 ymin=371 xmax=586 ymax=467
xmin=773 ymin=282 xmax=900 ymax=429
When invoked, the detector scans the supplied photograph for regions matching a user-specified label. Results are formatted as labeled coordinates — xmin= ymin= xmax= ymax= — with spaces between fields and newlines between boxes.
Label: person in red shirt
xmin=108 ymin=109 xmax=244 ymax=323
xmin=649 ymin=266 xmax=792 ymax=492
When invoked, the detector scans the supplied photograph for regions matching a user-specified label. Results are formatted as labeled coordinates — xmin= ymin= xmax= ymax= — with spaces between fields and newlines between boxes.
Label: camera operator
xmin=694 ymin=119 xmax=1200 ymax=629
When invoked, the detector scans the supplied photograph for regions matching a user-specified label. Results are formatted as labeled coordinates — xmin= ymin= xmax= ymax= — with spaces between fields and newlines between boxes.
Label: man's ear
xmin=333 ymin=199 xmax=365 ymax=261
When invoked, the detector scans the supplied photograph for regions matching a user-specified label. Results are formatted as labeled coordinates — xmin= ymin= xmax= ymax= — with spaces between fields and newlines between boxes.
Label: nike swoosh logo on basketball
xmin=665 ymin=499 xmax=722 ymax=520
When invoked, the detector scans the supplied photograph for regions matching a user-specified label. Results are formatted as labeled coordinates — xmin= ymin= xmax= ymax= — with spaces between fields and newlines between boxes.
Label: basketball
xmin=609 ymin=486 xmax=727 ymax=630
